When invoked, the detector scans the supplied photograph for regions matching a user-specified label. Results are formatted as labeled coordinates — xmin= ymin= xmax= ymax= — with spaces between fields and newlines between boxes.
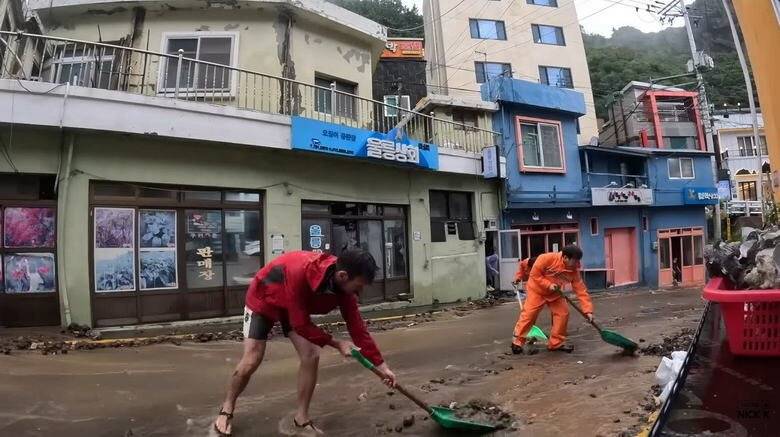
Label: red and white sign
xmin=381 ymin=39 xmax=424 ymax=59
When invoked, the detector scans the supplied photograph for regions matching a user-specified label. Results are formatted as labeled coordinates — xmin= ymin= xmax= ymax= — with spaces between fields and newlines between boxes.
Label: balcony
xmin=0 ymin=31 xmax=498 ymax=154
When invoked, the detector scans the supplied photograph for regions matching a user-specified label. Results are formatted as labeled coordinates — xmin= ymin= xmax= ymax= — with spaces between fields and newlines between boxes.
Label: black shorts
xmin=242 ymin=306 xmax=292 ymax=340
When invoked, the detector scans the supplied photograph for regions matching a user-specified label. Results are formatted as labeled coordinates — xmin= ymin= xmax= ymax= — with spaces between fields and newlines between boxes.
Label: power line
xmin=386 ymin=0 xmax=468 ymax=33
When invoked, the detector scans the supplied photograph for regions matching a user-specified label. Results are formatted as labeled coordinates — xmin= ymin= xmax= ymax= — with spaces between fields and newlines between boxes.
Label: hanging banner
xmin=291 ymin=117 xmax=439 ymax=170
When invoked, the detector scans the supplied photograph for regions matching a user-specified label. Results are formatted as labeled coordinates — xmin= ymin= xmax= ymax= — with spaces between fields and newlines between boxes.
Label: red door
xmin=604 ymin=227 xmax=638 ymax=286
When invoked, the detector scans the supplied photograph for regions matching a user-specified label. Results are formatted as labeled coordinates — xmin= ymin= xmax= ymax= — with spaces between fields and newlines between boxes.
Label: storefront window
xmin=359 ymin=221 xmax=385 ymax=280
xmin=384 ymin=220 xmax=407 ymax=278
xmin=224 ymin=210 xmax=262 ymax=286
xmin=184 ymin=190 xmax=221 ymax=202
xmin=225 ymin=192 xmax=261 ymax=203
xmin=682 ymin=235 xmax=693 ymax=267
xmin=301 ymin=201 xmax=409 ymax=301
xmin=4 ymin=253 xmax=56 ymax=293
xmin=694 ymin=236 xmax=703 ymax=265
xmin=139 ymin=210 xmax=177 ymax=290
xmin=185 ymin=210 xmax=224 ymax=289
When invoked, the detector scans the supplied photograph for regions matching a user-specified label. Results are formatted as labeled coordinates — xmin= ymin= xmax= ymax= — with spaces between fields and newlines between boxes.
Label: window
xmin=517 ymin=117 xmax=564 ymax=172
xmin=532 ymin=24 xmax=565 ymax=45
xmin=642 ymin=216 xmax=649 ymax=232
xmin=518 ymin=223 xmax=578 ymax=258
xmin=668 ymin=157 xmax=695 ymax=179
xmin=739 ymin=181 xmax=758 ymax=201
xmin=527 ymin=0 xmax=558 ymax=6
xmin=737 ymin=136 xmax=768 ymax=156
xmin=53 ymin=46 xmax=119 ymax=90
xmin=453 ymin=109 xmax=478 ymax=131
xmin=590 ymin=218 xmax=598 ymax=236
xmin=539 ymin=66 xmax=573 ymax=88
xmin=161 ymin=34 xmax=235 ymax=92
xmin=469 ymin=19 xmax=507 ymax=40
xmin=475 ymin=62 xmax=512 ymax=84
xmin=383 ymin=95 xmax=411 ymax=117
xmin=429 ymin=190 xmax=475 ymax=242
xmin=315 ymin=76 xmax=357 ymax=119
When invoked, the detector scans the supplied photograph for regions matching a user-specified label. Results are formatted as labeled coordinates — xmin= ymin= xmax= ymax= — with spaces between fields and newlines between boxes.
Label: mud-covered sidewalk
xmin=0 ymin=288 xmax=704 ymax=436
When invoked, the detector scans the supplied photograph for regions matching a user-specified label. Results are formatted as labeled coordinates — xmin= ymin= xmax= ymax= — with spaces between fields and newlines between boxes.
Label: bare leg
xmin=288 ymin=331 xmax=321 ymax=426
xmin=214 ymin=338 xmax=266 ymax=435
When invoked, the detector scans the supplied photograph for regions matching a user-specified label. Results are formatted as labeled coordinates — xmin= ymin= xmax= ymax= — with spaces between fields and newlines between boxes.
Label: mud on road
xmin=0 ymin=288 xmax=704 ymax=436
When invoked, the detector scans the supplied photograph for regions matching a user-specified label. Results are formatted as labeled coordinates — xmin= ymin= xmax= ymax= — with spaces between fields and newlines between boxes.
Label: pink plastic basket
xmin=703 ymin=277 xmax=780 ymax=357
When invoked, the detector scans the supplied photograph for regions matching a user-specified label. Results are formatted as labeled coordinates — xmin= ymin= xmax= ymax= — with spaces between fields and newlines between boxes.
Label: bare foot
xmin=213 ymin=410 xmax=233 ymax=436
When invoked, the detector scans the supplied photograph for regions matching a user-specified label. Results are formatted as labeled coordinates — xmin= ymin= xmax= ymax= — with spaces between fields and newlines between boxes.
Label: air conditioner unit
xmin=484 ymin=219 xmax=498 ymax=231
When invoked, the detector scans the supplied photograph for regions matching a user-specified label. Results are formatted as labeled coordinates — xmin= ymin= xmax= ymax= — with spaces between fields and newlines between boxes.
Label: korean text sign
xmin=291 ymin=117 xmax=439 ymax=170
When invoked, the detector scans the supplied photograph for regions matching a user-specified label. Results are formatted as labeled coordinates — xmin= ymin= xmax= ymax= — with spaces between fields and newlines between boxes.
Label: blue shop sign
xmin=683 ymin=187 xmax=720 ymax=205
xmin=291 ymin=117 xmax=439 ymax=170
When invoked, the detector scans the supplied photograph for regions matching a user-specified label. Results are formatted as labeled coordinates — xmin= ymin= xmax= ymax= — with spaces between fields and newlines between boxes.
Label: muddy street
xmin=0 ymin=288 xmax=704 ymax=437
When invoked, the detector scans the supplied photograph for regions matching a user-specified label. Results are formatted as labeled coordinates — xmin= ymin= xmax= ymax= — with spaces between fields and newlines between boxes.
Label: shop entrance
xmin=658 ymin=228 xmax=705 ymax=287
xmin=302 ymin=202 xmax=409 ymax=304
xmin=604 ymin=227 xmax=638 ymax=286
xmin=89 ymin=182 xmax=264 ymax=327
xmin=0 ymin=174 xmax=60 ymax=327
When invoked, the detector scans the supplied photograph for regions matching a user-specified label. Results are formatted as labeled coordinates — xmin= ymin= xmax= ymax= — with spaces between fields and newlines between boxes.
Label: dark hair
xmin=561 ymin=245 xmax=583 ymax=260
xmin=336 ymin=249 xmax=378 ymax=283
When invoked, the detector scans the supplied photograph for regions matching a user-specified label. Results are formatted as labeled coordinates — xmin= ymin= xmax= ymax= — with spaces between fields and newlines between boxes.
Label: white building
xmin=714 ymin=111 xmax=770 ymax=207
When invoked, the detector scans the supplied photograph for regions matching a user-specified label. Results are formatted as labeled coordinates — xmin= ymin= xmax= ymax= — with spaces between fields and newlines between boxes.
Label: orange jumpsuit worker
xmin=511 ymin=245 xmax=594 ymax=354
xmin=512 ymin=257 xmax=537 ymax=287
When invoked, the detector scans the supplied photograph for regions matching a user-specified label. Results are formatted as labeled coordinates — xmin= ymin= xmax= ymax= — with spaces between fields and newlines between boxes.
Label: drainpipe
xmin=57 ymin=133 xmax=75 ymax=327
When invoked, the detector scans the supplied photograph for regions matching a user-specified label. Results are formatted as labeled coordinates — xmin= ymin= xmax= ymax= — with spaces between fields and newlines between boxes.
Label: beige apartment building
xmin=424 ymin=0 xmax=598 ymax=143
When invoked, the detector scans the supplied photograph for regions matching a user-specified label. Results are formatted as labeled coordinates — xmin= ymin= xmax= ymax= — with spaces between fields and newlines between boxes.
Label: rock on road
xmin=0 ymin=288 xmax=704 ymax=436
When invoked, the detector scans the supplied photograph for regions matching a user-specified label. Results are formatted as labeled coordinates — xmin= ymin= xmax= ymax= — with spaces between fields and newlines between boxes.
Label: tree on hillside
xmin=583 ymin=0 xmax=751 ymax=120
xmin=328 ymin=0 xmax=424 ymax=38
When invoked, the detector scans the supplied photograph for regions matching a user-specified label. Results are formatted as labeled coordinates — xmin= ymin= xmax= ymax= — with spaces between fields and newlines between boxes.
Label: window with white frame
xmin=160 ymin=34 xmax=236 ymax=92
xmin=517 ymin=118 xmax=564 ymax=171
xmin=315 ymin=76 xmax=357 ymax=119
xmin=668 ymin=157 xmax=695 ymax=179
xmin=527 ymin=0 xmax=558 ymax=6
xmin=383 ymin=95 xmax=411 ymax=117
xmin=737 ymin=135 xmax=768 ymax=156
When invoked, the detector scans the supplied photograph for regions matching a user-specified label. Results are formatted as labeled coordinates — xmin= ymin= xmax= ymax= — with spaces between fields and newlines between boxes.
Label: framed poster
xmin=94 ymin=208 xmax=136 ymax=292
xmin=3 ymin=207 xmax=56 ymax=248
xmin=3 ymin=253 xmax=56 ymax=293
xmin=139 ymin=209 xmax=178 ymax=290
xmin=94 ymin=207 xmax=135 ymax=248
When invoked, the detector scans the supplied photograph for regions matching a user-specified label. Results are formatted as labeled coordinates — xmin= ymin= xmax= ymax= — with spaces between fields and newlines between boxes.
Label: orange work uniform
xmin=512 ymin=252 xmax=594 ymax=350
xmin=513 ymin=258 xmax=532 ymax=283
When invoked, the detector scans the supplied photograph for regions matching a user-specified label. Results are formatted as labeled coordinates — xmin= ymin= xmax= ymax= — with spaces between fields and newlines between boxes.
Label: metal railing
xmin=726 ymin=200 xmax=763 ymax=216
xmin=585 ymin=172 xmax=649 ymax=189
xmin=0 ymin=31 xmax=499 ymax=153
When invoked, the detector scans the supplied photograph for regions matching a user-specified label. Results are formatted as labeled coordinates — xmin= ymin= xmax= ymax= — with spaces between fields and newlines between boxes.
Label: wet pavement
xmin=0 ymin=288 xmax=705 ymax=436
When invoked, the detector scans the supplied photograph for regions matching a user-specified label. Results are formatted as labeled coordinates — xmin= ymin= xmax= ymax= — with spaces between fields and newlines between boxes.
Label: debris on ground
xmin=640 ymin=328 xmax=695 ymax=356
xmin=704 ymin=228 xmax=780 ymax=289
xmin=451 ymin=399 xmax=515 ymax=430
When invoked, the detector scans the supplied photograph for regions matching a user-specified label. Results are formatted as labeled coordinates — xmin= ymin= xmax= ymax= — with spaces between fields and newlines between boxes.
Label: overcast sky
xmin=402 ymin=0 xmax=683 ymax=37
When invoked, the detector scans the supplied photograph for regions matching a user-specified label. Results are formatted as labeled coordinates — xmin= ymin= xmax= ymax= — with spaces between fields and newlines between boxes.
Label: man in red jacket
xmin=213 ymin=250 xmax=396 ymax=436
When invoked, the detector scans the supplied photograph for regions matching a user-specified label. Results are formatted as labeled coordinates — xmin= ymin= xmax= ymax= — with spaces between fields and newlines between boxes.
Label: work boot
xmin=511 ymin=344 xmax=524 ymax=355
xmin=550 ymin=344 xmax=575 ymax=353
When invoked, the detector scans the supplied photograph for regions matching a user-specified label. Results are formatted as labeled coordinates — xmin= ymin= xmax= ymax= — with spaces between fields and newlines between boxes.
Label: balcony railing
xmin=585 ymin=172 xmax=649 ymax=190
xmin=0 ymin=31 xmax=499 ymax=153
xmin=726 ymin=200 xmax=763 ymax=216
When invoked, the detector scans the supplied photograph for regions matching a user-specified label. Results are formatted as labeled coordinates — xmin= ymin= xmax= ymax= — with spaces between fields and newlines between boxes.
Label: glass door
xmin=498 ymin=230 xmax=521 ymax=291
xmin=358 ymin=220 xmax=385 ymax=304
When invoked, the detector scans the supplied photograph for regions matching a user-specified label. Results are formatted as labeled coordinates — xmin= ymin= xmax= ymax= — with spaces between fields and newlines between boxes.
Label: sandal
xmin=294 ymin=418 xmax=324 ymax=435
xmin=214 ymin=410 xmax=234 ymax=437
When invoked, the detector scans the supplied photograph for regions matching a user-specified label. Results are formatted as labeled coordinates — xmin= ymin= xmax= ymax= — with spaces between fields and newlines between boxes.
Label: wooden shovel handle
xmin=557 ymin=289 xmax=604 ymax=332
xmin=352 ymin=349 xmax=433 ymax=414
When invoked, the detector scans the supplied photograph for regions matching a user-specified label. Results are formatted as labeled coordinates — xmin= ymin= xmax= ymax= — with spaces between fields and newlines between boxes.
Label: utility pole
xmin=721 ymin=0 xmax=767 ymax=225
xmin=659 ymin=0 xmax=724 ymax=239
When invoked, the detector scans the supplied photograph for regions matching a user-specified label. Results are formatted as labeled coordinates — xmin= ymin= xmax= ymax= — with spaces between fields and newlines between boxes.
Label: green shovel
xmin=556 ymin=287 xmax=638 ymax=353
xmin=351 ymin=349 xmax=498 ymax=432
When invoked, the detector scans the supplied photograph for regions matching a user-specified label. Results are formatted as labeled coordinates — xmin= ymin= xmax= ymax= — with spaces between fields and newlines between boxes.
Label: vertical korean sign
xmin=186 ymin=210 xmax=224 ymax=288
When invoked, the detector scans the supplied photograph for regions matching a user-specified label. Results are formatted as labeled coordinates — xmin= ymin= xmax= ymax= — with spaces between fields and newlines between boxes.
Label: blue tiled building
xmin=483 ymin=78 xmax=717 ymax=290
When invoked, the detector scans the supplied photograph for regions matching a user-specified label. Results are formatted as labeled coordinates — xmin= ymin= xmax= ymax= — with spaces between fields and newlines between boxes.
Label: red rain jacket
xmin=245 ymin=251 xmax=384 ymax=365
